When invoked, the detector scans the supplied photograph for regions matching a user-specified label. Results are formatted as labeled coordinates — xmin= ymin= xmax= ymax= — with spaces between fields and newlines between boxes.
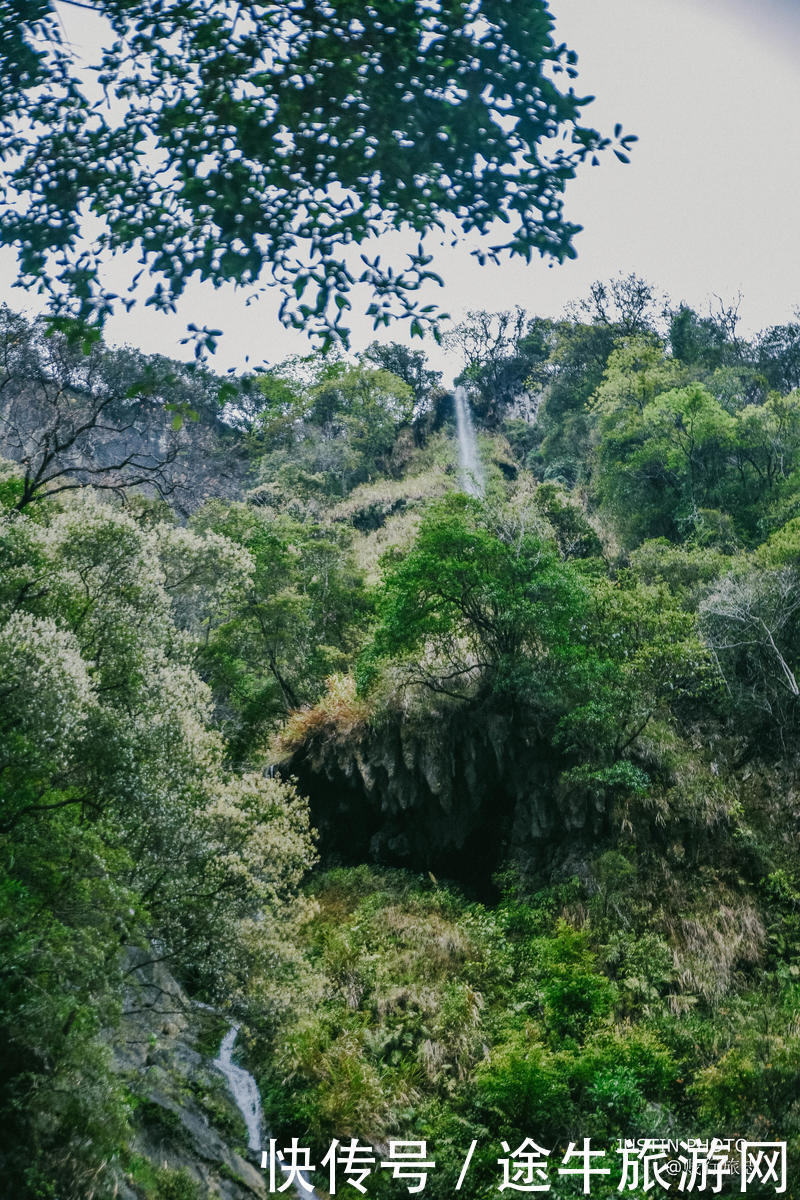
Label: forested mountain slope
xmin=3 ymin=283 xmax=800 ymax=1197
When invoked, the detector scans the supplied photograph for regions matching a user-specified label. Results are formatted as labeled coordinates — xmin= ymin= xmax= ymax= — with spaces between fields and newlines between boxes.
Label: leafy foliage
xmin=191 ymin=499 xmax=368 ymax=759
xmin=248 ymin=359 xmax=415 ymax=501
xmin=6 ymin=283 xmax=800 ymax=1193
xmin=0 ymin=489 xmax=316 ymax=1197
xmin=255 ymin=867 xmax=800 ymax=1196
xmin=1 ymin=1 xmax=633 ymax=344
xmin=370 ymin=493 xmax=586 ymax=695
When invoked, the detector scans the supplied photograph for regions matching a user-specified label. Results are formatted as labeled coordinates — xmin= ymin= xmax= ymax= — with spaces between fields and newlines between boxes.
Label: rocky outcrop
xmin=0 ymin=315 xmax=252 ymax=515
xmin=281 ymin=693 xmax=608 ymax=885
xmin=112 ymin=953 xmax=266 ymax=1200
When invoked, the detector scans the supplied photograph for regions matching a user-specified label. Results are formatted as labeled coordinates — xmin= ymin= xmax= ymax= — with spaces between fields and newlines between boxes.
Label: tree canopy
xmin=1 ymin=0 xmax=633 ymax=347
xmin=7 ymin=280 xmax=800 ymax=1194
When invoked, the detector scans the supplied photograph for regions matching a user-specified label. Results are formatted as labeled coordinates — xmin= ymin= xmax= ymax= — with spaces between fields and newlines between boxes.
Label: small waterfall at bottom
xmin=214 ymin=1024 xmax=263 ymax=1154
xmin=213 ymin=1022 xmax=320 ymax=1197
xmin=453 ymin=384 xmax=484 ymax=497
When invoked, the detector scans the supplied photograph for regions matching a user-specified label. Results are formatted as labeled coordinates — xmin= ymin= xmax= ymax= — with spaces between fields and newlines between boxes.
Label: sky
xmin=2 ymin=0 xmax=799 ymax=382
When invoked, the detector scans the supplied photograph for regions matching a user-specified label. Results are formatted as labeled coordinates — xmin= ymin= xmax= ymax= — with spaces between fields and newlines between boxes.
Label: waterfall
xmin=213 ymin=1023 xmax=321 ymax=1196
xmin=453 ymin=385 xmax=484 ymax=497
xmin=214 ymin=1024 xmax=263 ymax=1154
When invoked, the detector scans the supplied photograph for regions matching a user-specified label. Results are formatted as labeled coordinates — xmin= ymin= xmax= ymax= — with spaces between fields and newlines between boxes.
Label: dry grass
xmin=352 ymin=507 xmax=428 ymax=581
xmin=670 ymin=894 xmax=765 ymax=1000
xmin=277 ymin=673 xmax=369 ymax=753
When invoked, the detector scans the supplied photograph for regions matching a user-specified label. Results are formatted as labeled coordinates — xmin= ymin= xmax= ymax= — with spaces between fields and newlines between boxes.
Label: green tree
xmin=0 ymin=488 xmax=317 ymax=1197
xmin=570 ymin=272 xmax=664 ymax=337
xmin=362 ymin=495 xmax=708 ymax=831
xmin=363 ymin=341 xmax=443 ymax=414
xmin=734 ymin=392 xmax=800 ymax=507
xmin=757 ymin=319 xmax=800 ymax=393
xmin=1 ymin=1 xmax=633 ymax=345
xmin=594 ymin=382 xmax=737 ymax=545
xmin=533 ymin=319 xmax=621 ymax=479
xmin=533 ymin=279 xmax=663 ymax=477
xmin=668 ymin=304 xmax=731 ymax=369
xmin=249 ymin=360 xmax=415 ymax=499
xmin=594 ymin=360 xmax=800 ymax=544
xmin=192 ymin=500 xmax=367 ymax=758
xmin=591 ymin=336 xmax=684 ymax=420
xmin=369 ymin=493 xmax=586 ymax=699
xmin=444 ymin=308 xmax=548 ymax=425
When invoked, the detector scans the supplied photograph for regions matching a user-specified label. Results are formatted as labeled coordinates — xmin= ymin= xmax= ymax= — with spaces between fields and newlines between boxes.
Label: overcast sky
xmin=1 ymin=0 xmax=798 ymax=382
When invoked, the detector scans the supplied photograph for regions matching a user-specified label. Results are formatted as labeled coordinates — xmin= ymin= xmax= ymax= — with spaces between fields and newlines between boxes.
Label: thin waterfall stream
xmin=213 ymin=1021 xmax=320 ymax=1197
xmin=213 ymin=1024 xmax=263 ymax=1155
xmin=453 ymin=384 xmax=484 ymax=497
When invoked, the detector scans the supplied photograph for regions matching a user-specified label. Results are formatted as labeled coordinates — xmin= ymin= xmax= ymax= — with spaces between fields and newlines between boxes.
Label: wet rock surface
xmin=112 ymin=953 xmax=266 ymax=1199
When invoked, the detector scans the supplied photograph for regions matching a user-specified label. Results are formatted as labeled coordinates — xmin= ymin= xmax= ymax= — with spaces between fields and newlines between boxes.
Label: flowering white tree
xmin=0 ymin=487 xmax=317 ymax=1193
xmin=700 ymin=566 xmax=800 ymax=743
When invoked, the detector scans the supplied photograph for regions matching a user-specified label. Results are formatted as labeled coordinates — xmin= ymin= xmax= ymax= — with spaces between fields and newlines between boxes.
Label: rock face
xmin=282 ymin=695 xmax=608 ymax=886
xmin=0 ymin=342 xmax=251 ymax=515
xmin=112 ymin=952 xmax=266 ymax=1200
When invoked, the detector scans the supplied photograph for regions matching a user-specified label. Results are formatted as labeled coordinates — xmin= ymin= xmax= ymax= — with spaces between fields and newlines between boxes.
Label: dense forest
xmin=3 ymin=276 xmax=800 ymax=1198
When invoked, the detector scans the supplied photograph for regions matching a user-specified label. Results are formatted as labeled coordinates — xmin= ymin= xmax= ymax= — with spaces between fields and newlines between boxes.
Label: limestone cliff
xmin=279 ymin=686 xmax=608 ymax=885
